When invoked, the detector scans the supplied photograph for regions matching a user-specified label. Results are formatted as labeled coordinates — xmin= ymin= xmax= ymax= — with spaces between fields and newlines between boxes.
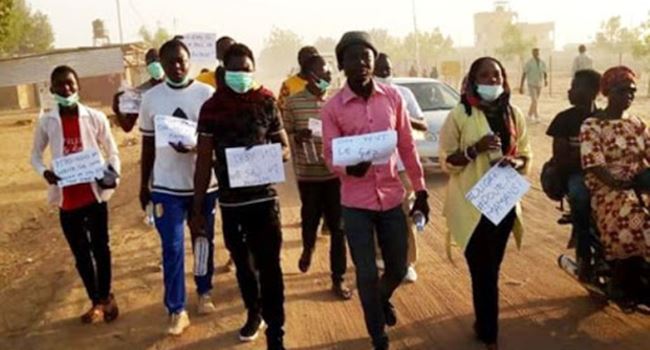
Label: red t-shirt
xmin=60 ymin=113 xmax=97 ymax=211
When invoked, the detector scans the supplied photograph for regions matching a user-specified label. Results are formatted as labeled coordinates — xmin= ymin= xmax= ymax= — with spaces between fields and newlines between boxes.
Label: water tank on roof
xmin=92 ymin=19 xmax=107 ymax=39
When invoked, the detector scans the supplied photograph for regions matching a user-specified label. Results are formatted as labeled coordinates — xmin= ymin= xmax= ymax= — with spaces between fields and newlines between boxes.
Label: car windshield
xmin=399 ymin=82 xmax=459 ymax=111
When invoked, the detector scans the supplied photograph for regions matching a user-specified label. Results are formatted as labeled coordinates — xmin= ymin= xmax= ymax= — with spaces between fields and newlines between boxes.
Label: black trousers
xmin=464 ymin=210 xmax=516 ymax=344
xmin=59 ymin=202 xmax=111 ymax=305
xmin=221 ymin=199 xmax=285 ymax=339
xmin=297 ymin=179 xmax=347 ymax=284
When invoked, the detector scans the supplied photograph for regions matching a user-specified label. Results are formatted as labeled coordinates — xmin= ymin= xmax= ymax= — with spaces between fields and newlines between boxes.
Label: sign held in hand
xmin=332 ymin=130 xmax=398 ymax=166
xmin=465 ymin=164 xmax=530 ymax=225
xmin=118 ymin=88 xmax=141 ymax=114
xmin=308 ymin=118 xmax=322 ymax=138
xmin=154 ymin=115 xmax=198 ymax=149
xmin=53 ymin=149 xmax=105 ymax=187
xmin=182 ymin=32 xmax=217 ymax=61
xmin=226 ymin=143 xmax=285 ymax=188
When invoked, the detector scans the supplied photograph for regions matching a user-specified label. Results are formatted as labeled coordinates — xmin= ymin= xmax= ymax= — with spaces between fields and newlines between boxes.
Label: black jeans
xmin=221 ymin=199 xmax=285 ymax=339
xmin=465 ymin=210 xmax=516 ymax=344
xmin=59 ymin=202 xmax=111 ymax=305
xmin=342 ymin=205 xmax=408 ymax=348
xmin=297 ymin=179 xmax=347 ymax=284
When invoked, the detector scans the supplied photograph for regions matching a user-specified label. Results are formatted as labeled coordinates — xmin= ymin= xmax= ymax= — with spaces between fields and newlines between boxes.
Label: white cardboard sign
xmin=52 ymin=149 xmax=105 ymax=187
xmin=225 ymin=143 xmax=285 ymax=188
xmin=183 ymin=32 xmax=217 ymax=61
xmin=308 ymin=118 xmax=323 ymax=138
xmin=118 ymin=88 xmax=141 ymax=114
xmin=332 ymin=130 xmax=397 ymax=166
xmin=465 ymin=164 xmax=530 ymax=225
xmin=154 ymin=115 xmax=198 ymax=148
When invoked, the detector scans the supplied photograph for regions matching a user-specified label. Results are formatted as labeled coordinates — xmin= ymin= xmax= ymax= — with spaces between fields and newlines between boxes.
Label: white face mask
xmin=476 ymin=84 xmax=504 ymax=102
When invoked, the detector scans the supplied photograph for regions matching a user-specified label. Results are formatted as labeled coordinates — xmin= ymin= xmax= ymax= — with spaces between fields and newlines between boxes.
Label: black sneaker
xmin=383 ymin=301 xmax=397 ymax=327
xmin=239 ymin=313 xmax=265 ymax=342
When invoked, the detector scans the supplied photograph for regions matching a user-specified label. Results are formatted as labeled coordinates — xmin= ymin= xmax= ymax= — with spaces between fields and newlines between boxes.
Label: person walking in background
xmin=138 ymin=39 xmax=219 ymax=336
xmin=111 ymin=48 xmax=164 ymax=132
xmin=546 ymin=69 xmax=601 ymax=282
xmin=31 ymin=65 xmax=121 ymax=324
xmin=440 ymin=57 xmax=532 ymax=350
xmin=572 ymin=45 xmax=594 ymax=75
xmin=191 ymin=43 xmax=290 ymax=350
xmin=283 ymin=54 xmax=352 ymax=300
xmin=373 ymin=52 xmax=427 ymax=283
xmin=277 ymin=46 xmax=320 ymax=114
xmin=195 ymin=36 xmax=237 ymax=89
xmin=322 ymin=31 xmax=430 ymax=350
xmin=520 ymin=48 xmax=548 ymax=123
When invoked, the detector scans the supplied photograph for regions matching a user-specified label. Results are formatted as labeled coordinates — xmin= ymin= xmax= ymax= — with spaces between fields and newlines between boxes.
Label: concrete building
xmin=474 ymin=1 xmax=555 ymax=55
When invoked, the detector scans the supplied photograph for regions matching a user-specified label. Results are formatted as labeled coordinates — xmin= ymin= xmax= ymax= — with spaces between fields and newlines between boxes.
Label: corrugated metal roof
xmin=0 ymin=45 xmax=137 ymax=88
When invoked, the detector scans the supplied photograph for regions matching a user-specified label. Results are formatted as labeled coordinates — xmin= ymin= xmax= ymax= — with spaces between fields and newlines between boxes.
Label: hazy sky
xmin=29 ymin=0 xmax=650 ymax=54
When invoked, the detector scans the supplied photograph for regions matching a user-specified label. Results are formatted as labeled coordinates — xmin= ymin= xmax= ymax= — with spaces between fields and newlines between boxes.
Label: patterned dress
xmin=580 ymin=114 xmax=650 ymax=262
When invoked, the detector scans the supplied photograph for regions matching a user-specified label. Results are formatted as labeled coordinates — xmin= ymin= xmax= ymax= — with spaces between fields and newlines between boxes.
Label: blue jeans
xmin=151 ymin=191 xmax=218 ymax=314
xmin=567 ymin=173 xmax=591 ymax=265
xmin=342 ymin=205 xmax=408 ymax=348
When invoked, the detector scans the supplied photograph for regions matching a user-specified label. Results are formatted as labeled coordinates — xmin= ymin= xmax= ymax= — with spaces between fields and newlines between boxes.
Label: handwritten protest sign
xmin=53 ymin=149 xmax=104 ymax=187
xmin=154 ymin=115 xmax=197 ymax=148
xmin=465 ymin=165 xmax=530 ymax=225
xmin=118 ymin=88 xmax=141 ymax=114
xmin=308 ymin=118 xmax=322 ymax=137
xmin=332 ymin=130 xmax=397 ymax=166
xmin=182 ymin=32 xmax=217 ymax=60
xmin=226 ymin=143 xmax=285 ymax=188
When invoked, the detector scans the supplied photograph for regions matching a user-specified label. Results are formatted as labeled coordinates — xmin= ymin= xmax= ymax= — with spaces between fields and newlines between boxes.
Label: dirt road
xmin=1 ymin=94 xmax=649 ymax=350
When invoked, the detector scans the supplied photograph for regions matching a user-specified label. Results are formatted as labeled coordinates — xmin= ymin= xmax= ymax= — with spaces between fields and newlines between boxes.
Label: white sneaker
xmin=404 ymin=265 xmax=418 ymax=283
xmin=198 ymin=293 xmax=216 ymax=315
xmin=167 ymin=310 xmax=190 ymax=336
xmin=376 ymin=259 xmax=385 ymax=270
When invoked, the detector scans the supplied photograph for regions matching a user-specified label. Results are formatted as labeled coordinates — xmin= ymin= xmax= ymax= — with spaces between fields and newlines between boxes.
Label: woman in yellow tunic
xmin=439 ymin=57 xmax=531 ymax=350
xmin=580 ymin=66 xmax=650 ymax=310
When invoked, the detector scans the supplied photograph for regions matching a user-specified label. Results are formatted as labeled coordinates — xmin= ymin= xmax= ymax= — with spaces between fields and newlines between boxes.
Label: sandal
xmin=81 ymin=304 xmax=104 ymax=324
xmin=101 ymin=294 xmax=119 ymax=323
xmin=332 ymin=282 xmax=353 ymax=300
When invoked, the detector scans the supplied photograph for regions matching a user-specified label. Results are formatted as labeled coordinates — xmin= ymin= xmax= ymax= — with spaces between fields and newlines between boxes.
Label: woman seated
xmin=579 ymin=66 xmax=650 ymax=311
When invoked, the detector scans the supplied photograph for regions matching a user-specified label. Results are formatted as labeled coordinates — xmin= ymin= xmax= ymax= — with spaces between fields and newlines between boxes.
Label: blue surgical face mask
xmin=147 ymin=62 xmax=164 ymax=80
xmin=315 ymin=78 xmax=330 ymax=93
xmin=225 ymin=71 xmax=254 ymax=94
xmin=54 ymin=93 xmax=80 ymax=107
xmin=476 ymin=84 xmax=504 ymax=102
xmin=165 ymin=76 xmax=190 ymax=88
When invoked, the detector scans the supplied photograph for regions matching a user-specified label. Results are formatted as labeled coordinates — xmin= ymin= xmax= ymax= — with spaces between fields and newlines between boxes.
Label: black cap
xmin=335 ymin=31 xmax=378 ymax=70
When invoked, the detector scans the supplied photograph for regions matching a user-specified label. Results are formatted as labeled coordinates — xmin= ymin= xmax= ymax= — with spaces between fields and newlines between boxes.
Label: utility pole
xmin=412 ymin=0 xmax=420 ymax=73
xmin=115 ymin=0 xmax=124 ymax=44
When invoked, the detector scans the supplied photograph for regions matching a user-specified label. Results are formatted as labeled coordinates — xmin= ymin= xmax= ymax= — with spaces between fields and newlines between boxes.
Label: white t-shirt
xmin=394 ymin=84 xmax=425 ymax=120
xmin=139 ymin=81 xmax=218 ymax=196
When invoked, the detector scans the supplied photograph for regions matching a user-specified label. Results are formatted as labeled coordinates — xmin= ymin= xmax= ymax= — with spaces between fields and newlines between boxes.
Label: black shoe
xmin=383 ymin=301 xmax=397 ymax=327
xmin=374 ymin=344 xmax=389 ymax=350
xmin=239 ymin=312 xmax=265 ymax=342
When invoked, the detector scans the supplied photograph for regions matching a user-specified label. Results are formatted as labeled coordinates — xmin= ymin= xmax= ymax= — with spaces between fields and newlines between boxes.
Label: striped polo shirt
xmin=283 ymin=89 xmax=336 ymax=182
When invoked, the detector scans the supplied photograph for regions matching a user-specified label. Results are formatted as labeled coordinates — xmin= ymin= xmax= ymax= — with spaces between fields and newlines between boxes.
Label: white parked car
xmin=393 ymin=77 xmax=460 ymax=169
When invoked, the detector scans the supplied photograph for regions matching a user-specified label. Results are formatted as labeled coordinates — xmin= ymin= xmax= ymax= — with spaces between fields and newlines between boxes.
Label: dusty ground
xmin=1 ymin=92 xmax=649 ymax=350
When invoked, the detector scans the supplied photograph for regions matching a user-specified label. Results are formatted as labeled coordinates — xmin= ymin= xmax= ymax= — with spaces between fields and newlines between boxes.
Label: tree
xmin=594 ymin=16 xmax=640 ymax=64
xmin=0 ymin=0 xmax=54 ymax=57
xmin=0 ymin=0 xmax=11 ymax=39
xmin=138 ymin=25 xmax=171 ymax=50
xmin=403 ymin=28 xmax=454 ymax=69
xmin=313 ymin=36 xmax=336 ymax=54
xmin=258 ymin=27 xmax=304 ymax=77
xmin=496 ymin=24 xmax=537 ymax=67
xmin=632 ymin=12 xmax=650 ymax=95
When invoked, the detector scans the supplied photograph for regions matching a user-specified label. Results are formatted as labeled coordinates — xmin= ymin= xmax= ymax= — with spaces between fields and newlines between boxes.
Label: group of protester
xmin=29 ymin=28 xmax=649 ymax=350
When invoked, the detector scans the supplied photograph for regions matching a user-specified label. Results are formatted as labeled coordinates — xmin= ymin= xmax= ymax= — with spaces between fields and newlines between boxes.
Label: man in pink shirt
xmin=321 ymin=31 xmax=430 ymax=350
